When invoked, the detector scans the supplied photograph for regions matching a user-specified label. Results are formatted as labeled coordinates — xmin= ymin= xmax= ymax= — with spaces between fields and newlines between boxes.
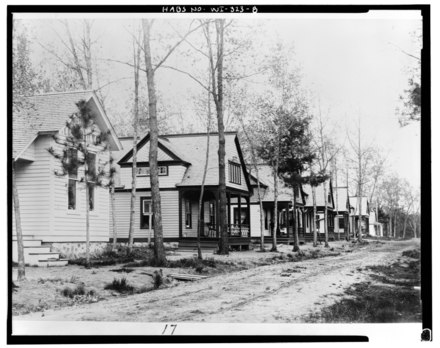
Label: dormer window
xmin=228 ymin=161 xmax=241 ymax=185
xmin=136 ymin=166 xmax=168 ymax=176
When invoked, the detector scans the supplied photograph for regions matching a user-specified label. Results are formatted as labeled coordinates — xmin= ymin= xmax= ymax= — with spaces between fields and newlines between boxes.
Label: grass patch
xmin=306 ymin=248 xmax=421 ymax=323
xmin=305 ymin=282 xmax=421 ymax=323
xmin=124 ymin=256 xmax=237 ymax=271
xmin=68 ymin=247 xmax=155 ymax=268
xmin=104 ymin=277 xmax=135 ymax=294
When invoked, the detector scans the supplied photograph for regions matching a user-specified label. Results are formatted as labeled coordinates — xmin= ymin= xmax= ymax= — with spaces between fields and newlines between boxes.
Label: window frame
xmin=136 ymin=166 xmax=168 ymax=177
xmin=140 ymin=197 xmax=153 ymax=230
xmin=86 ymin=153 xmax=96 ymax=211
xmin=67 ymin=148 xmax=78 ymax=210
xmin=228 ymin=161 xmax=241 ymax=185
xmin=185 ymin=199 xmax=192 ymax=229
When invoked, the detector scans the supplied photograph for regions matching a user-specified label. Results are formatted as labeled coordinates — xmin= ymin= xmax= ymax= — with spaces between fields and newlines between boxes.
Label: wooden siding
xmin=19 ymin=141 xmax=35 ymax=161
xmin=181 ymin=199 xmax=211 ymax=238
xmin=13 ymin=136 xmax=52 ymax=237
xmin=249 ymin=205 xmax=271 ymax=237
xmin=111 ymin=190 xmax=179 ymax=239
xmin=118 ymin=165 xmax=187 ymax=189
xmin=50 ymin=138 xmax=111 ymax=242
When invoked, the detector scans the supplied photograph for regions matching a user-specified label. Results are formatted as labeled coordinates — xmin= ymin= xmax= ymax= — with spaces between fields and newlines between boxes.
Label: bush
xmin=152 ymin=270 xmax=163 ymax=289
xmin=402 ymin=249 xmax=420 ymax=259
xmin=61 ymin=283 xmax=91 ymax=298
xmin=104 ymin=277 xmax=134 ymax=294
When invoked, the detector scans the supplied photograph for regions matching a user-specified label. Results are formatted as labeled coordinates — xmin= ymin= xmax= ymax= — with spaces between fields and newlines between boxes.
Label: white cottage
xmin=12 ymin=91 xmax=122 ymax=264
xmin=112 ymin=132 xmax=252 ymax=251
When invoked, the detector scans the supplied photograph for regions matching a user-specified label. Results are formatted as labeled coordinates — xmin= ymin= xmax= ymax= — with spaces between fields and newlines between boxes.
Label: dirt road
xmin=15 ymin=239 xmax=418 ymax=323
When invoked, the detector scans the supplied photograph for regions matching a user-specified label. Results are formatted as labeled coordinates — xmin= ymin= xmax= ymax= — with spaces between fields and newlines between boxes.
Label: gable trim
xmin=118 ymin=133 xmax=189 ymax=165
xmin=234 ymin=136 xmax=252 ymax=194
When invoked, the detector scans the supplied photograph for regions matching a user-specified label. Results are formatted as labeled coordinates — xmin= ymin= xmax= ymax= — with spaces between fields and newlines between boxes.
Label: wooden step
xmin=38 ymin=259 xmax=68 ymax=267
xmin=26 ymin=252 xmax=61 ymax=266
xmin=13 ymin=239 xmax=42 ymax=247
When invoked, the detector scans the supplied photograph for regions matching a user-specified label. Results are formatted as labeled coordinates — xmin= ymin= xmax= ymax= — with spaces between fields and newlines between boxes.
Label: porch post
xmin=238 ymin=193 xmax=242 ymax=237
xmin=178 ymin=190 xmax=183 ymax=239
xmin=215 ymin=189 xmax=220 ymax=238
xmin=302 ymin=209 xmax=306 ymax=236
xmin=246 ymin=195 xmax=250 ymax=238
xmin=227 ymin=192 xmax=231 ymax=234
xmin=285 ymin=202 xmax=290 ymax=241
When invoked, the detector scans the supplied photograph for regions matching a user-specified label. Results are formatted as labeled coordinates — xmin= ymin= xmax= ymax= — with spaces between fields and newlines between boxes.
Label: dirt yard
xmin=12 ymin=238 xmax=420 ymax=323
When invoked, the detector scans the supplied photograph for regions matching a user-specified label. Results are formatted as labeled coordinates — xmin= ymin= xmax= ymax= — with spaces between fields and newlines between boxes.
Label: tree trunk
xmin=85 ymin=174 xmax=90 ymax=266
xmin=197 ymin=87 xmax=212 ymax=260
xmin=213 ymin=19 xmax=228 ymax=255
xmin=312 ymin=185 xmax=318 ymax=247
xmin=12 ymin=162 xmax=25 ymax=281
xmin=292 ymin=185 xmax=300 ymax=252
xmin=357 ymin=197 xmax=363 ymax=243
xmin=323 ymin=182 xmax=329 ymax=247
xmin=142 ymin=19 xmax=166 ymax=265
xmin=128 ymin=39 xmax=141 ymax=253
xmin=334 ymin=161 xmax=339 ymax=240
xmin=111 ymin=183 xmax=118 ymax=250
xmin=271 ymin=153 xmax=279 ymax=252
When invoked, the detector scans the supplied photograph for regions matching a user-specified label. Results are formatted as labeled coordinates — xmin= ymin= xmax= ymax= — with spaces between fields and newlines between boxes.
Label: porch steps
xmin=12 ymin=237 xmax=68 ymax=267
xmin=178 ymin=240 xmax=218 ymax=252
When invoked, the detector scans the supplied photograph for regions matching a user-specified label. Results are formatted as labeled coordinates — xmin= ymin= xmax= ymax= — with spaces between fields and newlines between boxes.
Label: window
xmin=185 ymin=200 xmax=192 ymax=228
xmin=87 ymin=153 xmax=96 ymax=211
xmin=136 ymin=166 xmax=168 ymax=176
xmin=339 ymin=217 xmax=345 ymax=229
xmin=264 ymin=210 xmax=268 ymax=230
xmin=67 ymin=149 xmax=78 ymax=210
xmin=140 ymin=198 xmax=153 ymax=229
xmin=209 ymin=202 xmax=215 ymax=224
xmin=228 ymin=161 xmax=241 ymax=185
xmin=233 ymin=208 xmax=248 ymax=225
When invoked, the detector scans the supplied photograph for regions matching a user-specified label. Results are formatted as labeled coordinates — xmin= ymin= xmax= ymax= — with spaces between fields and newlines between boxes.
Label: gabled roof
xmin=349 ymin=196 xmax=369 ymax=216
xmin=303 ymin=180 xmax=334 ymax=209
xmin=118 ymin=134 xmax=190 ymax=164
xmin=13 ymin=90 xmax=122 ymax=160
xmin=248 ymin=164 xmax=305 ymax=204
xmin=334 ymin=187 xmax=349 ymax=212
xmin=118 ymin=132 xmax=251 ymax=191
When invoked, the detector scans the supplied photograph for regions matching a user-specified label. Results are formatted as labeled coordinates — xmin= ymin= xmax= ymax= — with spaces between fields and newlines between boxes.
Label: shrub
xmin=152 ymin=270 xmax=163 ymax=289
xmin=61 ymin=283 xmax=87 ymax=298
xmin=104 ymin=277 xmax=134 ymax=294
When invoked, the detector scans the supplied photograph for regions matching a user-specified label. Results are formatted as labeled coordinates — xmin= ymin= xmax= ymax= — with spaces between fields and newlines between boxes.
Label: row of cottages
xmin=12 ymin=91 xmax=373 ymax=264
xmin=111 ymin=131 xmax=254 ymax=250
xmin=12 ymin=91 xmax=122 ymax=265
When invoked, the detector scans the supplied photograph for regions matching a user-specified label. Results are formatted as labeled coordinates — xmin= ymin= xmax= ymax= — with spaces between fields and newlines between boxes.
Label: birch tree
xmin=312 ymin=106 xmax=342 ymax=247
xmin=197 ymin=81 xmax=213 ymax=260
xmin=141 ymin=19 xmax=203 ymax=263
xmin=347 ymin=118 xmax=375 ymax=242
xmin=127 ymin=29 xmax=142 ymax=253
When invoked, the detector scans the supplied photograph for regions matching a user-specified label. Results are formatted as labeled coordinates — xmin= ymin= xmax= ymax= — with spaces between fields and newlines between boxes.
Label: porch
xmin=179 ymin=187 xmax=252 ymax=244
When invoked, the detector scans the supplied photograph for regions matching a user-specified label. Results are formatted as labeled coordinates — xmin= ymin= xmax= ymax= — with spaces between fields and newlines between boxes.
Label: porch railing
xmin=228 ymin=224 xmax=250 ymax=238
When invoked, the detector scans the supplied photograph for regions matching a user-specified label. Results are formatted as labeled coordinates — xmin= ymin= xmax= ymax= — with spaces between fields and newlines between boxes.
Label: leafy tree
xmin=48 ymin=100 xmax=112 ymax=266
xmin=278 ymin=113 xmax=315 ymax=252
xmin=395 ymin=29 xmax=422 ymax=127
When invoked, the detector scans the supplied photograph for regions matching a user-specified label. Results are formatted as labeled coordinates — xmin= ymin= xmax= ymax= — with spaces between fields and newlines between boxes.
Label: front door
xmin=141 ymin=198 xmax=153 ymax=242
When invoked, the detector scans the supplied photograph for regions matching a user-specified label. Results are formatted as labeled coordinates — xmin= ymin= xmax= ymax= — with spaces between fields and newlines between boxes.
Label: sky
xmin=16 ymin=10 xmax=422 ymax=189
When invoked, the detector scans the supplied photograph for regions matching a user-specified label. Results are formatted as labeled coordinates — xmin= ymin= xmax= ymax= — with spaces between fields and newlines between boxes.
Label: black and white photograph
xmin=7 ymin=3 xmax=430 ymax=344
